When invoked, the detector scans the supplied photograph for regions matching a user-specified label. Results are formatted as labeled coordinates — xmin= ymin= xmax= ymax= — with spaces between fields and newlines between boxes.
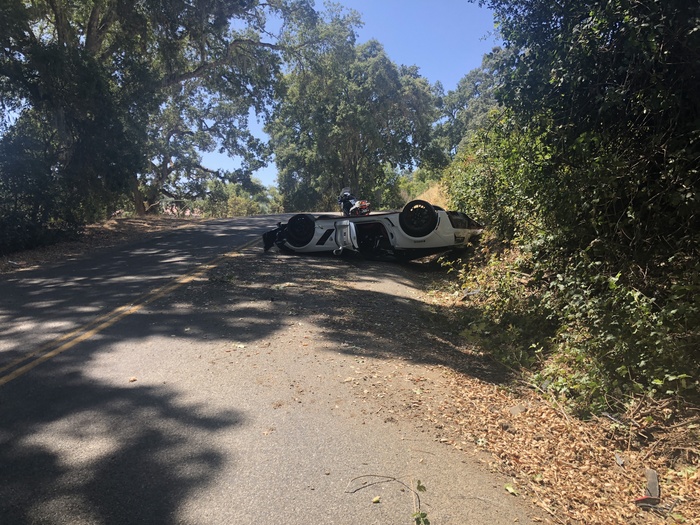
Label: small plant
xmin=412 ymin=480 xmax=429 ymax=524
xmin=412 ymin=510 xmax=430 ymax=525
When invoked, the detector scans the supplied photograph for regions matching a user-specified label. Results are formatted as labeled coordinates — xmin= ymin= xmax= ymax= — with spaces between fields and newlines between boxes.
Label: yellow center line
xmin=0 ymin=237 xmax=260 ymax=388
xmin=0 ymin=304 xmax=135 ymax=375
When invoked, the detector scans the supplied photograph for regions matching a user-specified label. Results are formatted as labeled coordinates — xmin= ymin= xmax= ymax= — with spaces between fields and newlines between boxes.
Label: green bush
xmin=442 ymin=114 xmax=699 ymax=412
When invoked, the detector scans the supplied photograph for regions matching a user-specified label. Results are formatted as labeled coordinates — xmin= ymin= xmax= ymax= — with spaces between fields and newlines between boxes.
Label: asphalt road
xmin=0 ymin=217 xmax=539 ymax=524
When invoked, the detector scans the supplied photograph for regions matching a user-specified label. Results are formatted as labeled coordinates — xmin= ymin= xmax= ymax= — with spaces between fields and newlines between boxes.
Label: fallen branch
xmin=345 ymin=474 xmax=424 ymax=514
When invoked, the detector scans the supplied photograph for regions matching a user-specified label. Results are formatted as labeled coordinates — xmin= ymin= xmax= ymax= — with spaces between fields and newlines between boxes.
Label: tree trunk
xmin=130 ymin=175 xmax=146 ymax=217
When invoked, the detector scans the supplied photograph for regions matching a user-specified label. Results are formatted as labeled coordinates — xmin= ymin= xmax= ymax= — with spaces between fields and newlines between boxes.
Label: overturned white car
xmin=262 ymin=200 xmax=483 ymax=261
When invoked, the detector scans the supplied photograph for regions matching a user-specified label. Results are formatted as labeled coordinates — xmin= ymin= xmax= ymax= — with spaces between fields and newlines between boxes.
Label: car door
xmin=334 ymin=220 xmax=359 ymax=251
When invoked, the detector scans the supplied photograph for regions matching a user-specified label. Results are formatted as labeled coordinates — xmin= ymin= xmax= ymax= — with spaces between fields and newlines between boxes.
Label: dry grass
xmin=417 ymin=184 xmax=450 ymax=209
xmin=424 ymin=365 xmax=699 ymax=524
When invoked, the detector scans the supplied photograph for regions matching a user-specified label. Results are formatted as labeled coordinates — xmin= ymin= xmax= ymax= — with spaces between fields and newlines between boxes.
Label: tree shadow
xmin=0 ymin=218 xmax=274 ymax=358
xmin=0 ymin=221 xmax=540 ymax=523
xmin=197 ymin=249 xmax=515 ymax=384
xmin=0 ymin=369 xmax=242 ymax=524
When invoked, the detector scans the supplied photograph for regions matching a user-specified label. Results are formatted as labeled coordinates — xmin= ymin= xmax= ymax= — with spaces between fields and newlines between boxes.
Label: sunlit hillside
xmin=416 ymin=183 xmax=449 ymax=209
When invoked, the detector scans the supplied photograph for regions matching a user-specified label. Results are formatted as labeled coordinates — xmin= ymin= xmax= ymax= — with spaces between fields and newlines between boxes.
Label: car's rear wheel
xmin=286 ymin=214 xmax=316 ymax=247
xmin=399 ymin=200 xmax=438 ymax=237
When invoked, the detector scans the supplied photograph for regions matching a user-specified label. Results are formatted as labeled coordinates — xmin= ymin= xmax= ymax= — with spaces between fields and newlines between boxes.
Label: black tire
xmin=399 ymin=200 xmax=438 ymax=237
xmin=286 ymin=214 xmax=316 ymax=247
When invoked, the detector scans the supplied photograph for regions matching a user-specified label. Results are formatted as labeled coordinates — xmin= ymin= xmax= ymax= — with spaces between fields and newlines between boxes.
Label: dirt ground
xmin=2 ymin=217 xmax=698 ymax=524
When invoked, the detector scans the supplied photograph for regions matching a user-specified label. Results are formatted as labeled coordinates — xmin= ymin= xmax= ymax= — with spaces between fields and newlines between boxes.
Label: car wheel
xmin=286 ymin=214 xmax=316 ymax=247
xmin=399 ymin=200 xmax=438 ymax=237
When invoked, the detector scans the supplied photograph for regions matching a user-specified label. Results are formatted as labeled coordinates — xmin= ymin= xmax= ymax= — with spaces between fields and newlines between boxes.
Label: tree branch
xmin=85 ymin=0 xmax=117 ymax=55
xmin=46 ymin=0 xmax=73 ymax=46
xmin=160 ymin=39 xmax=283 ymax=89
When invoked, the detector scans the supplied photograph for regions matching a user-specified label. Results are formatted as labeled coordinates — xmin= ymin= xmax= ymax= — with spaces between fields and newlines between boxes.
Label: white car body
xmin=263 ymin=200 xmax=483 ymax=261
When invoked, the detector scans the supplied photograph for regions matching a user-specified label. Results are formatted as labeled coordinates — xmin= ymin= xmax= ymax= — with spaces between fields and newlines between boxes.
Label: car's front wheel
xmin=399 ymin=200 xmax=438 ymax=237
xmin=286 ymin=214 xmax=316 ymax=247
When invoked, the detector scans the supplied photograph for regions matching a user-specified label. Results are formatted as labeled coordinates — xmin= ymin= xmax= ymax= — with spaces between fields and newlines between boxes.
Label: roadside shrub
xmin=448 ymin=235 xmax=699 ymax=413
xmin=483 ymin=0 xmax=700 ymax=411
xmin=1 ymin=112 xmax=124 ymax=254
xmin=536 ymin=252 xmax=700 ymax=411
xmin=0 ymin=212 xmax=84 ymax=256
xmin=443 ymin=235 xmax=557 ymax=370
xmin=442 ymin=115 xmax=549 ymax=242
xmin=0 ymin=212 xmax=43 ymax=255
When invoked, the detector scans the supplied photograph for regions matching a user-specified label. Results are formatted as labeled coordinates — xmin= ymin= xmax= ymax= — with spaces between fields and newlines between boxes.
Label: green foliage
xmin=0 ymin=0 xmax=316 ymax=251
xmin=196 ymin=180 xmax=229 ymax=218
xmin=0 ymin=110 xmax=113 ymax=254
xmin=262 ymin=185 xmax=285 ymax=214
xmin=428 ymin=47 xmax=513 ymax=168
xmin=267 ymin=7 xmax=438 ymax=211
xmin=444 ymin=0 xmax=700 ymax=410
xmin=194 ymin=178 xmax=279 ymax=218
xmin=443 ymin=112 xmax=545 ymax=240
xmin=481 ymin=0 xmax=700 ymax=261
xmin=395 ymin=167 xmax=442 ymax=204
xmin=138 ymin=43 xmax=279 ymax=212
xmin=412 ymin=480 xmax=429 ymax=524
xmin=446 ymin=234 xmax=699 ymax=413
xmin=441 ymin=239 xmax=556 ymax=370
xmin=535 ymin=252 xmax=700 ymax=412
xmin=226 ymin=187 xmax=262 ymax=217
xmin=412 ymin=511 xmax=430 ymax=525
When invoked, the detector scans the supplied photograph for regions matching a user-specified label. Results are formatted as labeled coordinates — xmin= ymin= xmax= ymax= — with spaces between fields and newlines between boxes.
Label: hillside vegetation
xmin=437 ymin=0 xmax=699 ymax=416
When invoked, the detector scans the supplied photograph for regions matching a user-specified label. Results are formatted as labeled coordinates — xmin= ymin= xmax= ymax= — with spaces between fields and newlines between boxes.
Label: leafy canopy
xmin=0 ymin=0 xmax=317 ymax=249
xmin=266 ymin=5 xmax=437 ymax=211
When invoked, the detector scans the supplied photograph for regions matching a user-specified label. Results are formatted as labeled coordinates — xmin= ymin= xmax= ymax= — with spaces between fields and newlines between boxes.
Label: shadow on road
xmin=152 ymin=248 xmax=509 ymax=384
xmin=0 ymin=368 xmax=242 ymax=524
xmin=0 ymin=218 xmax=274 ymax=358
xmin=0 ymin=227 xmax=507 ymax=524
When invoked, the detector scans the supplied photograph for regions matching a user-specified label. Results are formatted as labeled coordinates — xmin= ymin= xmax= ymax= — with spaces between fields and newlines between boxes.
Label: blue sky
xmin=216 ymin=1 xmax=500 ymax=186
xmin=343 ymin=1 xmax=499 ymax=92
